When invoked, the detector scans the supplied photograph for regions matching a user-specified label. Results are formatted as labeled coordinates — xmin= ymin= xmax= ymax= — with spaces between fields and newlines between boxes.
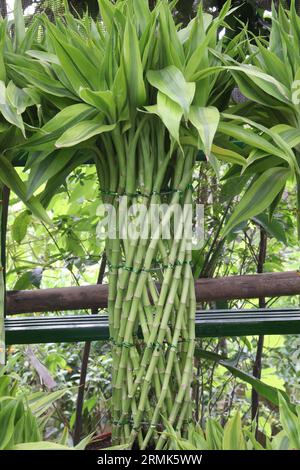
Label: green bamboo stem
xmin=141 ymin=262 xmax=191 ymax=449
xmin=112 ymin=183 xmax=186 ymax=396
xmin=125 ymin=175 xmax=193 ymax=387
xmin=156 ymin=275 xmax=196 ymax=449
xmin=126 ymin=190 xmax=193 ymax=442
xmin=116 ymin=210 xmax=184 ymax=401
xmin=146 ymin=275 xmax=182 ymax=388
xmin=138 ymin=300 xmax=173 ymax=414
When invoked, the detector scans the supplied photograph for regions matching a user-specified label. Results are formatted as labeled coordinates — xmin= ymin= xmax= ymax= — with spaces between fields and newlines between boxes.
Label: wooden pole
xmin=5 ymin=270 xmax=300 ymax=315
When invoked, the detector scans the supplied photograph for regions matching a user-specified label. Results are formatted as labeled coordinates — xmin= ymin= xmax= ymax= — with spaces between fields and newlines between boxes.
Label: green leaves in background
xmin=0 ymin=374 xmax=77 ymax=450
xmin=252 ymin=213 xmax=287 ymax=245
xmin=11 ymin=211 xmax=31 ymax=244
xmin=13 ymin=269 xmax=42 ymax=290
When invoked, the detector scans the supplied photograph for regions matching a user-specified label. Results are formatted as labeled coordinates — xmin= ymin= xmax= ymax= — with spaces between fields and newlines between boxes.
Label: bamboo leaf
xmin=147 ymin=66 xmax=195 ymax=116
xmin=79 ymin=88 xmax=116 ymax=120
xmin=158 ymin=1 xmax=185 ymax=69
xmin=46 ymin=24 xmax=100 ymax=93
xmin=9 ymin=64 xmax=76 ymax=99
xmin=211 ymin=144 xmax=246 ymax=166
xmin=28 ymin=389 xmax=69 ymax=418
xmin=39 ymin=152 xmax=92 ymax=207
xmin=12 ymin=442 xmax=72 ymax=450
xmin=206 ymin=419 xmax=223 ymax=450
xmin=252 ymin=213 xmax=287 ymax=244
xmin=144 ymin=92 xmax=183 ymax=144
xmin=6 ymin=81 xmax=33 ymax=115
xmin=12 ymin=211 xmax=31 ymax=244
xmin=55 ymin=121 xmax=115 ymax=148
xmin=26 ymin=50 xmax=60 ymax=65
xmin=98 ymin=0 xmax=116 ymax=33
xmin=222 ymin=113 xmax=298 ymax=174
xmin=0 ymin=21 xmax=6 ymax=82
xmin=25 ymin=104 xmax=97 ymax=151
xmin=0 ymin=399 xmax=18 ymax=450
xmin=26 ymin=149 xmax=75 ymax=199
xmin=132 ymin=0 xmax=151 ymax=34
xmin=189 ymin=106 xmax=220 ymax=158
xmin=227 ymin=65 xmax=291 ymax=104
xmin=122 ymin=17 xmax=146 ymax=111
xmin=0 ymin=81 xmax=25 ymax=136
xmin=0 ymin=156 xmax=52 ymax=224
xmin=222 ymin=167 xmax=290 ymax=237
xmin=218 ymin=122 xmax=282 ymax=158
xmin=13 ymin=0 xmax=25 ymax=52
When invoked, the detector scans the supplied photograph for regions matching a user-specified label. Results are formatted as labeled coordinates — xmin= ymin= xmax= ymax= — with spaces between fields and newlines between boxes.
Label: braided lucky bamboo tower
xmin=6 ymin=0 xmax=264 ymax=448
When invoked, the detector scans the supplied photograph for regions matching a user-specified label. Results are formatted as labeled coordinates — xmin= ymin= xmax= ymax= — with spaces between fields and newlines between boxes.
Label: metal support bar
xmin=6 ymin=308 xmax=300 ymax=345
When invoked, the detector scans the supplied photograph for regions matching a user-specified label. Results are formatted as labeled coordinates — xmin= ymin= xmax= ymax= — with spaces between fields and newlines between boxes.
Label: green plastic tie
xmin=100 ymin=184 xmax=194 ymax=199
xmin=107 ymin=260 xmax=193 ymax=273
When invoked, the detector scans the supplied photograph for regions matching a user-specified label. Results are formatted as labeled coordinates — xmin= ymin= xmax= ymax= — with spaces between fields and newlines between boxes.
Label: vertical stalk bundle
xmin=102 ymin=125 xmax=197 ymax=447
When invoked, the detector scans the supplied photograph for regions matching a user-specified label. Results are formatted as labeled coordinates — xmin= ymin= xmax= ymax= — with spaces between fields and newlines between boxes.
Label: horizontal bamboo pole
xmin=5 ymin=271 xmax=300 ymax=315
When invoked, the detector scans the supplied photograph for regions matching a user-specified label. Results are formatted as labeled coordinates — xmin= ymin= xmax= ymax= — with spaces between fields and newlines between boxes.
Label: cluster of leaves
xmin=166 ymin=393 xmax=300 ymax=450
xmin=0 ymin=368 xmax=88 ymax=449
xmin=0 ymin=0 xmax=293 ymax=231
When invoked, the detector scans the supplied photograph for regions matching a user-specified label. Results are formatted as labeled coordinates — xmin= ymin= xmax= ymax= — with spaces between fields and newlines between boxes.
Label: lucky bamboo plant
xmin=1 ymin=0 xmax=296 ymax=449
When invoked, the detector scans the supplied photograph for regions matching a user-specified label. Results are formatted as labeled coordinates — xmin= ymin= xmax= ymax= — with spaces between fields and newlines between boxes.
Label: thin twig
xmin=73 ymin=252 xmax=107 ymax=445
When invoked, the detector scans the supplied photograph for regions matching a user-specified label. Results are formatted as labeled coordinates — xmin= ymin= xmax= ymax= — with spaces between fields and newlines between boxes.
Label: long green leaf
xmin=55 ymin=121 xmax=115 ymax=148
xmin=189 ymin=106 xmax=219 ymax=158
xmin=278 ymin=393 xmax=300 ymax=450
xmin=197 ymin=348 xmax=293 ymax=410
xmin=0 ymin=156 xmax=51 ymax=224
xmin=26 ymin=149 xmax=75 ymax=199
xmin=0 ymin=81 xmax=25 ymax=136
xmin=122 ymin=17 xmax=146 ymax=111
xmin=222 ymin=167 xmax=290 ymax=237
xmin=13 ymin=0 xmax=26 ymax=52
xmin=222 ymin=412 xmax=246 ymax=450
